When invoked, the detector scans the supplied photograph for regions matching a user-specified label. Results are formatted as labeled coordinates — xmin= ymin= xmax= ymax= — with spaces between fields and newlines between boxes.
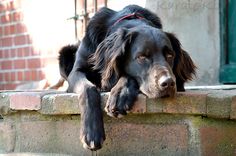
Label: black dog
xmin=58 ymin=5 xmax=196 ymax=151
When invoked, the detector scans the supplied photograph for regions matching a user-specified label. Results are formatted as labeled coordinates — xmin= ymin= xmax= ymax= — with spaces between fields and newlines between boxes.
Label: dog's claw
xmin=81 ymin=135 xmax=104 ymax=151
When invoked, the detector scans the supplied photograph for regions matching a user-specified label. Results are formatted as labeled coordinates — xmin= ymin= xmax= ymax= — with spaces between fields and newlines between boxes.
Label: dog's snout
xmin=158 ymin=76 xmax=175 ymax=90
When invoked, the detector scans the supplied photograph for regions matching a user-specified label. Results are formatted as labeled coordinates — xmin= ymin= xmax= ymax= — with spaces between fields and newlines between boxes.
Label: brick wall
xmin=0 ymin=0 xmax=75 ymax=90
xmin=0 ymin=0 xmax=33 ymax=89
xmin=1 ymin=90 xmax=236 ymax=155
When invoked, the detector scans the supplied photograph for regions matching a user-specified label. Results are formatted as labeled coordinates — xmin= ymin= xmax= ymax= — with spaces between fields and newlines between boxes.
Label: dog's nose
xmin=158 ymin=76 xmax=175 ymax=90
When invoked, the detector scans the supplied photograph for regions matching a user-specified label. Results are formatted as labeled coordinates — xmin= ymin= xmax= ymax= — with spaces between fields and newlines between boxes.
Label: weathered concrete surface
xmin=231 ymin=96 xmax=236 ymax=120
xmin=199 ymin=118 xmax=236 ymax=156
xmin=1 ymin=90 xmax=236 ymax=120
xmin=207 ymin=91 xmax=233 ymax=119
xmin=101 ymin=115 xmax=189 ymax=156
xmin=146 ymin=0 xmax=220 ymax=85
xmin=0 ymin=122 xmax=15 ymax=153
xmin=40 ymin=93 xmax=80 ymax=115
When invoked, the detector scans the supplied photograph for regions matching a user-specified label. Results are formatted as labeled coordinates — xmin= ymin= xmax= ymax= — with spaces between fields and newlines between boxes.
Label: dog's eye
xmin=137 ymin=55 xmax=147 ymax=60
xmin=166 ymin=54 xmax=173 ymax=59
xmin=136 ymin=54 xmax=149 ymax=63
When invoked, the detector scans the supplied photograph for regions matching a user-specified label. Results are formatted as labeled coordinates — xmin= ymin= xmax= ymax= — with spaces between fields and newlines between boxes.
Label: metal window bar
xmin=68 ymin=0 xmax=108 ymax=40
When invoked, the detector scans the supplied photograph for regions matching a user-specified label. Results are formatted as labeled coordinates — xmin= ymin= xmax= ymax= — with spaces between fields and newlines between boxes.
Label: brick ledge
xmin=0 ymin=90 xmax=236 ymax=120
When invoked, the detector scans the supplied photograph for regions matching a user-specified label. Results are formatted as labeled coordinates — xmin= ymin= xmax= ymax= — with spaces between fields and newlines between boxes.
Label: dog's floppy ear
xmin=89 ymin=28 xmax=135 ymax=91
xmin=165 ymin=32 xmax=196 ymax=91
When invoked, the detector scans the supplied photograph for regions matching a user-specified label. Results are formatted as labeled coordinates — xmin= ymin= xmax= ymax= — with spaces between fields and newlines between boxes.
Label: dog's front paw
xmin=80 ymin=110 xmax=105 ymax=151
xmin=105 ymin=78 xmax=139 ymax=118
xmin=80 ymin=127 xmax=105 ymax=151
xmin=79 ymin=86 xmax=106 ymax=151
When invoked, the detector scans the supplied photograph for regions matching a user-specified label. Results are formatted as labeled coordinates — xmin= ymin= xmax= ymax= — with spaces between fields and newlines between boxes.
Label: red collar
xmin=112 ymin=12 xmax=144 ymax=26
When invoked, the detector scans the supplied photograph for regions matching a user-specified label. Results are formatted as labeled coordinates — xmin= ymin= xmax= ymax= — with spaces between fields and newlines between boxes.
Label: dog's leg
xmin=68 ymin=71 xmax=105 ymax=151
xmin=48 ymin=77 xmax=65 ymax=90
xmin=105 ymin=76 xmax=139 ymax=118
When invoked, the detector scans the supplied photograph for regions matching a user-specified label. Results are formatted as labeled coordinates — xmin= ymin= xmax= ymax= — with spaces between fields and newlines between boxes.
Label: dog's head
xmin=90 ymin=26 xmax=196 ymax=98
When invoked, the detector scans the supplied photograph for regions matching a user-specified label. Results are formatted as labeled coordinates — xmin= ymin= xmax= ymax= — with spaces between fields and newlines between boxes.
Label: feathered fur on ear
xmin=89 ymin=28 xmax=134 ymax=91
xmin=165 ymin=32 xmax=197 ymax=91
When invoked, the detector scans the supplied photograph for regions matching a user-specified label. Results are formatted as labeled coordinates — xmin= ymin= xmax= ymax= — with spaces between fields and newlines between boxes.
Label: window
xmin=220 ymin=0 xmax=236 ymax=83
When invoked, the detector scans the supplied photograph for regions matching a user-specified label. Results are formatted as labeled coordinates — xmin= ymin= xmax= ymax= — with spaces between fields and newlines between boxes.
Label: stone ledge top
xmin=0 ymin=90 xmax=236 ymax=120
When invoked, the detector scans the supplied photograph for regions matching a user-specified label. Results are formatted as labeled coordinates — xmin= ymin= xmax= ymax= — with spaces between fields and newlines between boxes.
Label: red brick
xmin=24 ymin=47 xmax=30 ymax=56
xmin=38 ymin=70 xmax=45 ymax=79
xmin=12 ymin=12 xmax=22 ymax=21
xmin=0 ymin=50 xmax=3 ymax=58
xmin=2 ymin=37 xmax=13 ymax=47
xmin=28 ymin=46 xmax=33 ymax=56
xmin=1 ymin=14 xmax=10 ymax=23
xmin=24 ymin=71 xmax=31 ymax=81
xmin=10 ymin=24 xmax=15 ymax=34
xmin=14 ymin=35 xmax=31 ymax=45
xmin=31 ymin=70 xmax=37 ymax=80
xmin=1 ymin=84 xmax=5 ymax=90
xmin=15 ymin=23 xmax=27 ymax=34
xmin=16 ymin=47 xmax=23 ymax=57
xmin=9 ymin=92 xmax=41 ymax=110
xmin=3 ymin=49 xmax=10 ymax=58
xmin=0 ymin=26 xmax=3 ymax=36
xmin=10 ymin=48 xmax=16 ymax=58
xmin=9 ymin=1 xmax=15 ymax=10
xmin=14 ymin=35 xmax=26 ymax=45
xmin=0 ymin=74 xmax=4 ymax=81
xmin=3 ymin=25 xmax=13 ymax=36
xmin=1 ymin=60 xmax=12 ymax=70
xmin=16 ymin=47 xmax=30 ymax=57
xmin=16 ymin=47 xmax=24 ymax=57
xmin=17 ymin=71 xmax=24 ymax=81
xmin=4 ymin=83 xmax=17 ymax=90
xmin=0 ymin=84 xmax=4 ymax=90
xmin=14 ymin=59 xmax=25 ymax=69
xmin=4 ymin=72 xmax=11 ymax=81
xmin=26 ymin=47 xmax=31 ymax=56
xmin=27 ymin=58 xmax=41 ymax=69
xmin=10 ymin=72 xmax=16 ymax=81
xmin=0 ymin=4 xmax=5 ymax=13
xmin=3 ymin=1 xmax=14 ymax=11
xmin=3 ymin=25 xmax=9 ymax=36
